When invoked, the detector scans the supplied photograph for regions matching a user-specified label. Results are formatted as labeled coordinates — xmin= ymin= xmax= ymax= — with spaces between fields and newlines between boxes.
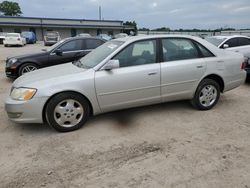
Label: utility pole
xmin=99 ymin=6 xmax=101 ymax=20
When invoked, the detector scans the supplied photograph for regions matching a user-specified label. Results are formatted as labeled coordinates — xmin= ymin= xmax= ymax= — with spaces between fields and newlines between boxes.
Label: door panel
xmin=95 ymin=64 xmax=161 ymax=112
xmin=95 ymin=39 xmax=161 ymax=112
xmin=160 ymin=38 xmax=206 ymax=102
xmin=161 ymin=59 xmax=206 ymax=101
xmin=48 ymin=51 xmax=79 ymax=66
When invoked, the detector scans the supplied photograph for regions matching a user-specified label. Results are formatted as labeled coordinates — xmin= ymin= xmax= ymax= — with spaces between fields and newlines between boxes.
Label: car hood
xmin=13 ymin=63 xmax=86 ymax=88
xmin=8 ymin=51 xmax=48 ymax=60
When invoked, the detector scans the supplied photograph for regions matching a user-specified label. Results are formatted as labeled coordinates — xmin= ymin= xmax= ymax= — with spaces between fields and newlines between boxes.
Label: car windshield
xmin=76 ymin=40 xmax=124 ymax=69
xmin=205 ymin=37 xmax=227 ymax=47
xmin=6 ymin=33 xmax=19 ymax=37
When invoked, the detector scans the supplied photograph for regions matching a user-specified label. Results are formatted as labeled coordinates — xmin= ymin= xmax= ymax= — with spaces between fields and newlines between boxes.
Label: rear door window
xmin=196 ymin=43 xmax=215 ymax=57
xmin=85 ymin=39 xmax=104 ymax=49
xmin=162 ymin=38 xmax=199 ymax=61
xmin=238 ymin=38 xmax=250 ymax=46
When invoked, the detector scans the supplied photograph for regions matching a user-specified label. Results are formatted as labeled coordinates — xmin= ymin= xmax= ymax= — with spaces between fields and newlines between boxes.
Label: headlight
xmin=10 ymin=87 xmax=37 ymax=101
xmin=6 ymin=58 xmax=18 ymax=67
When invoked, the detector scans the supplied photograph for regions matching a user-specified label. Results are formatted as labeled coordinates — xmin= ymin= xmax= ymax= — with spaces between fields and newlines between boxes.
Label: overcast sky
xmin=12 ymin=0 xmax=250 ymax=29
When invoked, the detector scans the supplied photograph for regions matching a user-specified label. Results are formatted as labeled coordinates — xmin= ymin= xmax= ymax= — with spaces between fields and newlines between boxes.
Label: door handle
xmin=148 ymin=72 xmax=157 ymax=76
xmin=196 ymin=65 xmax=204 ymax=69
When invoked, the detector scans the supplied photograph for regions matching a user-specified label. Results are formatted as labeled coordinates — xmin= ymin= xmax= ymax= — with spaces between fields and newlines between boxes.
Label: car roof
xmin=6 ymin=33 xmax=20 ymax=35
xmin=209 ymin=35 xmax=250 ymax=39
xmin=113 ymin=34 xmax=203 ymax=43
xmin=64 ymin=36 xmax=105 ymax=41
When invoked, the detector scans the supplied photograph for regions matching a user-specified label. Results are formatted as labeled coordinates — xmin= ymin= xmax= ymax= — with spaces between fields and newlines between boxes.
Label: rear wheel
xmin=18 ymin=63 xmax=38 ymax=76
xmin=191 ymin=79 xmax=220 ymax=110
xmin=45 ymin=92 xmax=90 ymax=132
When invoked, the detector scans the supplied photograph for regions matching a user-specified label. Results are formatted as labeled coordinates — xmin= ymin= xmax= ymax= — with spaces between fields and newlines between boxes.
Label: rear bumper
xmin=224 ymin=71 xmax=247 ymax=92
xmin=44 ymin=41 xmax=57 ymax=45
xmin=5 ymin=96 xmax=48 ymax=124
xmin=4 ymin=41 xmax=23 ymax=46
xmin=246 ymin=67 xmax=250 ymax=80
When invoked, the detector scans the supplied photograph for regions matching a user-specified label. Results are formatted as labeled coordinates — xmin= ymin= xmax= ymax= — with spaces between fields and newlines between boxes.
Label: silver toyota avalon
xmin=5 ymin=35 xmax=246 ymax=132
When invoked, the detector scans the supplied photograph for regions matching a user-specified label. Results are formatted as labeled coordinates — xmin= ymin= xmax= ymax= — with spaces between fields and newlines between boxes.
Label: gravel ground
xmin=0 ymin=43 xmax=250 ymax=188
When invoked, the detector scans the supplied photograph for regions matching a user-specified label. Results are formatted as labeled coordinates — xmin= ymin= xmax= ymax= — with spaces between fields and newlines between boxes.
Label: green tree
xmin=0 ymin=1 xmax=22 ymax=16
xmin=152 ymin=27 xmax=170 ymax=32
xmin=124 ymin=21 xmax=138 ymax=32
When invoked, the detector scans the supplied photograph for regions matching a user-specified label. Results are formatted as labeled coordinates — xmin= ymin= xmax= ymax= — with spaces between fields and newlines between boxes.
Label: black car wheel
xmin=18 ymin=63 xmax=38 ymax=76
xmin=191 ymin=79 xmax=220 ymax=110
xmin=45 ymin=92 xmax=90 ymax=132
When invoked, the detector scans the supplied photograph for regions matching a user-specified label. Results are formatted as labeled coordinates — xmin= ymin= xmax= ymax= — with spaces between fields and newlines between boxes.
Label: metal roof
xmin=0 ymin=16 xmax=128 ymax=29
xmin=0 ymin=16 xmax=123 ymax=23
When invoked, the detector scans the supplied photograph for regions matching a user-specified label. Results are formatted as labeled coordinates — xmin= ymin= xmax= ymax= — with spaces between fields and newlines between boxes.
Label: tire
xmin=45 ymin=92 xmax=90 ymax=132
xmin=191 ymin=79 xmax=220 ymax=110
xmin=18 ymin=63 xmax=38 ymax=76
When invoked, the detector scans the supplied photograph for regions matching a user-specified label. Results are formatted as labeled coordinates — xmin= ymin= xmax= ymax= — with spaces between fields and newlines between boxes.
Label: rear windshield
xmin=21 ymin=32 xmax=32 ymax=37
xmin=6 ymin=33 xmax=19 ymax=37
xmin=46 ymin=32 xmax=59 ymax=36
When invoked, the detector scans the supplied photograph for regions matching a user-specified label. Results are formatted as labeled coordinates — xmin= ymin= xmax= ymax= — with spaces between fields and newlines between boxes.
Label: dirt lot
xmin=0 ymin=43 xmax=250 ymax=188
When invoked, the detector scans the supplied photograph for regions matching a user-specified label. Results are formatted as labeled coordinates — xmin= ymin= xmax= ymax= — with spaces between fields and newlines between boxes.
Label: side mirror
xmin=55 ymin=49 xmax=63 ymax=56
xmin=102 ymin=60 xmax=120 ymax=71
xmin=223 ymin=44 xmax=229 ymax=49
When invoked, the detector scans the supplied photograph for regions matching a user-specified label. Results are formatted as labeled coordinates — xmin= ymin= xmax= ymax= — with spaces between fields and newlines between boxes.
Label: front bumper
xmin=5 ymin=66 xmax=18 ymax=78
xmin=5 ymin=96 xmax=49 ymax=124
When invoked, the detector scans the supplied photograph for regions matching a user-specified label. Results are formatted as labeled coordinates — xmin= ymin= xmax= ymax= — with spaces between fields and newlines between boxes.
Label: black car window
xmin=162 ymin=38 xmax=199 ymax=62
xmin=60 ymin=40 xmax=82 ymax=52
xmin=238 ymin=37 xmax=250 ymax=46
xmin=113 ymin=40 xmax=156 ymax=68
xmin=223 ymin=38 xmax=238 ymax=48
xmin=196 ymin=42 xmax=215 ymax=57
xmin=85 ymin=39 xmax=104 ymax=49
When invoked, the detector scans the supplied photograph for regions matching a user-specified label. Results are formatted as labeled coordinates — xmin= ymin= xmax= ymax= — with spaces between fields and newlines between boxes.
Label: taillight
xmin=241 ymin=62 xmax=246 ymax=70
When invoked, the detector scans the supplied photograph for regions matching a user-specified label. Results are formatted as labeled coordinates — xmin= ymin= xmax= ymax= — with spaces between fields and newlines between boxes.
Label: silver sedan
xmin=5 ymin=35 xmax=247 ymax=132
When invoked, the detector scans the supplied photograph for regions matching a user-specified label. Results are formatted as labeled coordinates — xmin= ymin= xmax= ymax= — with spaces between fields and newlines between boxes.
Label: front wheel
xmin=191 ymin=79 xmax=220 ymax=110
xmin=18 ymin=63 xmax=38 ymax=76
xmin=45 ymin=92 xmax=90 ymax=132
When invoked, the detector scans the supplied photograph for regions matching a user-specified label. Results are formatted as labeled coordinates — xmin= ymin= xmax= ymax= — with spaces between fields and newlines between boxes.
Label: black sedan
xmin=5 ymin=37 xmax=105 ymax=78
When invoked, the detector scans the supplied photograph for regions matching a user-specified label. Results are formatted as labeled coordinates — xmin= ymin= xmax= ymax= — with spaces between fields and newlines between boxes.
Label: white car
xmin=4 ymin=33 xmax=26 ymax=47
xmin=114 ymin=33 xmax=128 ymax=39
xmin=77 ymin=33 xmax=91 ymax=37
xmin=0 ymin=32 xmax=7 ymax=44
xmin=5 ymin=35 xmax=246 ymax=132
xmin=205 ymin=35 xmax=250 ymax=58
